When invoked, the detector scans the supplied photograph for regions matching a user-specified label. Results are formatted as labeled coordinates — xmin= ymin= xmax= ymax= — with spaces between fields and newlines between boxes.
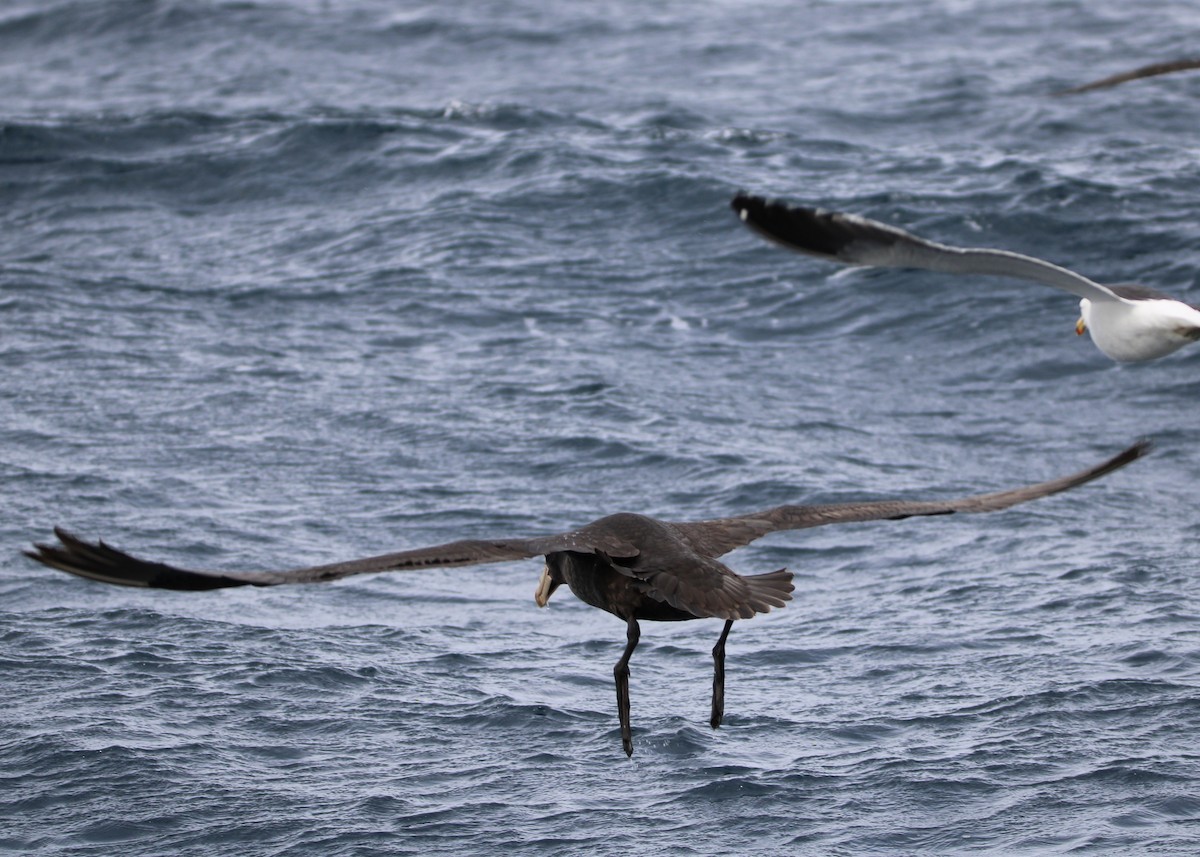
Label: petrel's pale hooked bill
xmin=732 ymin=193 xmax=1200 ymax=363
xmin=27 ymin=441 xmax=1149 ymax=757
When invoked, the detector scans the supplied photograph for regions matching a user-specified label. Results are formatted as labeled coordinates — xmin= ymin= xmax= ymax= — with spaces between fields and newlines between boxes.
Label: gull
xmin=27 ymin=441 xmax=1147 ymax=756
xmin=732 ymin=193 xmax=1200 ymax=362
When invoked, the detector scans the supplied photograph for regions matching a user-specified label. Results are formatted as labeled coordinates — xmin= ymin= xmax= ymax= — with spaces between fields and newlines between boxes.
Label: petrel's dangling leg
xmin=710 ymin=619 xmax=734 ymax=729
xmin=614 ymin=616 xmax=641 ymax=757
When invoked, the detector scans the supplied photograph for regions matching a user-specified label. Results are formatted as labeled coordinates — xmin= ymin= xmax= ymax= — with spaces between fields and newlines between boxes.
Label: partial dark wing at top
xmin=1056 ymin=58 xmax=1200 ymax=95
xmin=671 ymin=441 xmax=1149 ymax=559
xmin=25 ymin=526 xmax=638 ymax=590
xmin=730 ymin=193 xmax=1124 ymax=304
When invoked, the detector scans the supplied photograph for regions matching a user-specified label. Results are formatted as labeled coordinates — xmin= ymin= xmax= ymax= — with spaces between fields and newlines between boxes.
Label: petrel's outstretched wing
xmin=672 ymin=441 xmax=1148 ymax=559
xmin=25 ymin=526 xmax=639 ymax=590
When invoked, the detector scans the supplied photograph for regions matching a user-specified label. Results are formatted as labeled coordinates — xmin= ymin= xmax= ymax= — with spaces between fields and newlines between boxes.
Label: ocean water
xmin=3 ymin=1 xmax=1200 ymax=854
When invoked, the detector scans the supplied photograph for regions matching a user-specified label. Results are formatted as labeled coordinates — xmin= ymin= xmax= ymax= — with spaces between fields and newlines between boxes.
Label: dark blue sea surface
xmin=4 ymin=1 xmax=1200 ymax=854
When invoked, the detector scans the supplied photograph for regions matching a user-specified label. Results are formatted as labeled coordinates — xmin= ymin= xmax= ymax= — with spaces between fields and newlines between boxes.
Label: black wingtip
xmin=730 ymin=191 xmax=764 ymax=215
xmin=1112 ymin=438 xmax=1153 ymax=469
xmin=26 ymin=528 xmax=247 ymax=591
xmin=730 ymin=192 xmax=777 ymax=230
xmin=1063 ymin=439 xmax=1153 ymax=491
xmin=730 ymin=192 xmax=855 ymax=260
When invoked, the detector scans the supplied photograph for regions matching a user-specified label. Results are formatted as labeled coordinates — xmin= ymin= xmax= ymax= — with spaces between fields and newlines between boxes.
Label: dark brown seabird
xmin=28 ymin=441 xmax=1147 ymax=756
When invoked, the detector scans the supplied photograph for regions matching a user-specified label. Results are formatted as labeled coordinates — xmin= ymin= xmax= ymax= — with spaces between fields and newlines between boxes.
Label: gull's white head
xmin=1075 ymin=293 xmax=1200 ymax=362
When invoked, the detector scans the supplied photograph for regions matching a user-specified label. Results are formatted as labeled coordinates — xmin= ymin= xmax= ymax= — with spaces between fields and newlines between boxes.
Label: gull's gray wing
xmin=731 ymin=193 xmax=1125 ymax=304
xmin=671 ymin=440 xmax=1149 ymax=559
xmin=26 ymin=525 xmax=640 ymax=590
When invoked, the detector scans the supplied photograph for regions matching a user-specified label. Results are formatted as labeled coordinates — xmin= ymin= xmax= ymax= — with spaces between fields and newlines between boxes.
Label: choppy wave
xmin=4 ymin=0 xmax=1200 ymax=855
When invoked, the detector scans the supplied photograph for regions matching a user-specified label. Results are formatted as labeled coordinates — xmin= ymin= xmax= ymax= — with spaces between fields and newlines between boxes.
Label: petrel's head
xmin=534 ymin=556 xmax=564 ymax=607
